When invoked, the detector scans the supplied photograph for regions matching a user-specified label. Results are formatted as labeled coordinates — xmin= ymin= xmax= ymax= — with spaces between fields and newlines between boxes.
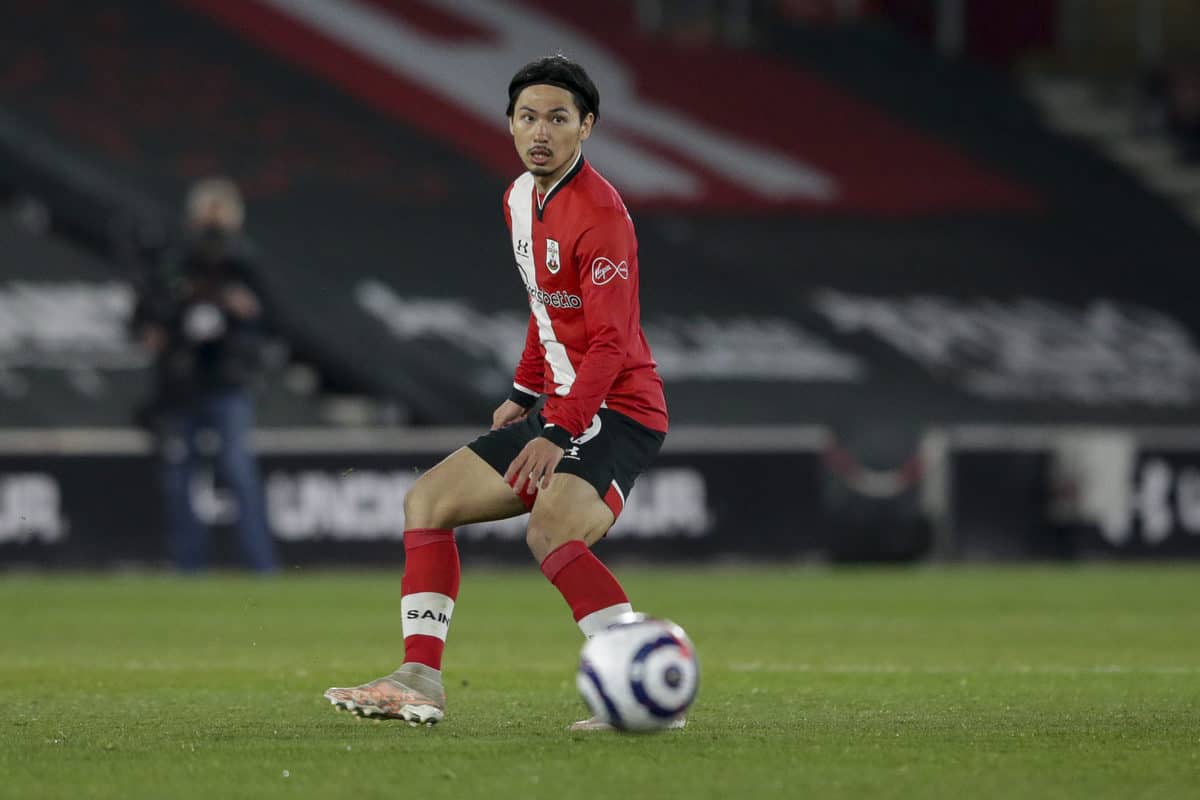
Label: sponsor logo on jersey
xmin=562 ymin=445 xmax=582 ymax=461
xmin=516 ymin=238 xmax=530 ymax=258
xmin=523 ymin=281 xmax=582 ymax=309
xmin=546 ymin=239 xmax=561 ymax=273
xmin=592 ymin=257 xmax=629 ymax=285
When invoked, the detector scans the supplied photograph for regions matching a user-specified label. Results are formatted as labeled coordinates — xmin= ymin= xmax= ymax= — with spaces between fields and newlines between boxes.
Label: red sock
xmin=540 ymin=540 xmax=633 ymax=637
xmin=401 ymin=528 xmax=459 ymax=670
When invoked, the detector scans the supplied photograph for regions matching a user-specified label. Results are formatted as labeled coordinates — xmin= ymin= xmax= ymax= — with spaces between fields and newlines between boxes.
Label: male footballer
xmin=324 ymin=55 xmax=672 ymax=731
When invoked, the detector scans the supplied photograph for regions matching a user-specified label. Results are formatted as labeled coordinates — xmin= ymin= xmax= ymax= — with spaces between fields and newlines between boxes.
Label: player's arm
xmin=493 ymin=314 xmax=542 ymax=430
xmin=539 ymin=211 xmax=637 ymax=448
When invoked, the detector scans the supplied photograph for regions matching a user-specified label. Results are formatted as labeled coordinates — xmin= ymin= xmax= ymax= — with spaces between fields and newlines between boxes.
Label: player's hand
xmin=491 ymin=400 xmax=530 ymax=430
xmin=505 ymin=437 xmax=564 ymax=496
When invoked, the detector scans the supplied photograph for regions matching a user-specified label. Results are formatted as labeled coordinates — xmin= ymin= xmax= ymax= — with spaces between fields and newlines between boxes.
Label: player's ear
xmin=579 ymin=112 xmax=594 ymax=142
xmin=508 ymin=114 xmax=515 ymax=136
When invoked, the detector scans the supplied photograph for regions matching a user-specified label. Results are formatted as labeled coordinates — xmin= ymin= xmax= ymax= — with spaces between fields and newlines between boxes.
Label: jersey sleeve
xmin=509 ymin=314 xmax=543 ymax=408
xmin=541 ymin=210 xmax=639 ymax=440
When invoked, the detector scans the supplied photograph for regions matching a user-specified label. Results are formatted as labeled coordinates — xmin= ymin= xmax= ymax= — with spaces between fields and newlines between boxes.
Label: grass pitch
xmin=2 ymin=565 xmax=1199 ymax=799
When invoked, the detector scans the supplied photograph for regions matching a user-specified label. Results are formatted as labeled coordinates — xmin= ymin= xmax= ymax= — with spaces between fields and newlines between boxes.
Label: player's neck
xmin=533 ymin=148 xmax=581 ymax=196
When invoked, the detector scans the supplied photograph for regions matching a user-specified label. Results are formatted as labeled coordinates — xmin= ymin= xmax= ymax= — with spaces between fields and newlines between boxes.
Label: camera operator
xmin=131 ymin=177 xmax=278 ymax=573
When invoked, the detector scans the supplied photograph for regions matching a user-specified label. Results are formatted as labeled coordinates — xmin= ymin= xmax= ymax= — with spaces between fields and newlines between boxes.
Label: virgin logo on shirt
xmin=592 ymin=257 xmax=629 ymax=286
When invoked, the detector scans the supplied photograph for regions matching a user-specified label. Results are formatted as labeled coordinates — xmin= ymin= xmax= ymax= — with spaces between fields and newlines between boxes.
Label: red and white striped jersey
xmin=504 ymin=153 xmax=668 ymax=438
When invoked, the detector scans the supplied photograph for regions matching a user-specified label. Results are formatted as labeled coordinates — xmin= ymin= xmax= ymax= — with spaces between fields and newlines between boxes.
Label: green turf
xmin=2 ymin=565 xmax=1199 ymax=799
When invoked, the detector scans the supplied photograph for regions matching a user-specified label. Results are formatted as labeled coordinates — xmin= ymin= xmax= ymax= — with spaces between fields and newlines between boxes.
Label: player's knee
xmin=524 ymin=523 xmax=550 ymax=560
xmin=526 ymin=506 xmax=604 ymax=562
xmin=525 ymin=512 xmax=572 ymax=562
xmin=403 ymin=476 xmax=456 ymax=529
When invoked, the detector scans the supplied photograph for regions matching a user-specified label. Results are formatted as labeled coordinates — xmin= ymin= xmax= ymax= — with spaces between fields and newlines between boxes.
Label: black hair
xmin=506 ymin=55 xmax=599 ymax=122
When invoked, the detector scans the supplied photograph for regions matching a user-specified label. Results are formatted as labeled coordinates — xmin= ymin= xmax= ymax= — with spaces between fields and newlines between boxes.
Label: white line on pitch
xmin=727 ymin=663 xmax=1200 ymax=675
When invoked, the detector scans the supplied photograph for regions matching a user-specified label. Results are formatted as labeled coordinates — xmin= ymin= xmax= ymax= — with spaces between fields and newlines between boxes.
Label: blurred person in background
xmin=1166 ymin=62 xmax=1200 ymax=163
xmin=1141 ymin=59 xmax=1200 ymax=163
xmin=130 ymin=176 xmax=278 ymax=574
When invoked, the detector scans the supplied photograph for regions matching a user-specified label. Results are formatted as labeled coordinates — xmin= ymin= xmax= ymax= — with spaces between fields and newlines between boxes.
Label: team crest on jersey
xmin=546 ymin=239 xmax=561 ymax=274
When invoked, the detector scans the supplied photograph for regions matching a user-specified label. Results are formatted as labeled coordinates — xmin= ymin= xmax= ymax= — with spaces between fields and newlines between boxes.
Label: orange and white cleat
xmin=324 ymin=663 xmax=445 ymax=726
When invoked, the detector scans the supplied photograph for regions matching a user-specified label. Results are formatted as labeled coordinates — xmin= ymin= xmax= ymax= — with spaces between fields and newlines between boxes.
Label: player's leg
xmin=528 ymin=475 xmax=631 ymax=637
xmin=534 ymin=480 xmax=686 ymax=732
xmin=529 ymin=410 xmax=664 ymax=638
xmin=326 ymin=435 xmax=532 ymax=724
xmin=396 ymin=446 xmax=527 ymax=673
xmin=527 ymin=410 xmax=676 ymax=731
xmin=404 ymin=445 xmax=530 ymax=529
xmin=531 ymin=478 xmax=664 ymax=733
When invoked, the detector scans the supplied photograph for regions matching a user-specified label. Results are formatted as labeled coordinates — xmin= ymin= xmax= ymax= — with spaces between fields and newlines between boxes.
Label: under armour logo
xmin=516 ymin=239 xmax=530 ymax=257
xmin=563 ymin=445 xmax=582 ymax=461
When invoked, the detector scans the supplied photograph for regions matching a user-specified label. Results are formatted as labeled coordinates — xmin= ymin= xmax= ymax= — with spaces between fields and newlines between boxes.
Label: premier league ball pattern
xmin=577 ymin=615 xmax=699 ymax=732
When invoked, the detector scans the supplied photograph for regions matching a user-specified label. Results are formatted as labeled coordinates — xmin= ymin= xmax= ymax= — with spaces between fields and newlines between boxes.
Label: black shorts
xmin=468 ymin=408 xmax=665 ymax=518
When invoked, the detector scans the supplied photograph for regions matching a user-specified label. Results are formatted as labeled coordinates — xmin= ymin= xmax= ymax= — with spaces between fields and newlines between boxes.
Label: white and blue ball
xmin=576 ymin=614 xmax=699 ymax=732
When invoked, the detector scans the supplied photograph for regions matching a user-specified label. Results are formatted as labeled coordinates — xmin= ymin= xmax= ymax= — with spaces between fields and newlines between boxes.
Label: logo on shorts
xmin=546 ymin=239 xmax=560 ymax=274
xmin=591 ymin=257 xmax=629 ymax=285
xmin=562 ymin=445 xmax=582 ymax=461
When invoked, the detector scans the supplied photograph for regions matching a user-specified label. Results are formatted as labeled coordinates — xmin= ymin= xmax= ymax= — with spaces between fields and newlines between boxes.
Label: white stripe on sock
xmin=401 ymin=592 xmax=456 ymax=640
xmin=578 ymin=602 xmax=634 ymax=638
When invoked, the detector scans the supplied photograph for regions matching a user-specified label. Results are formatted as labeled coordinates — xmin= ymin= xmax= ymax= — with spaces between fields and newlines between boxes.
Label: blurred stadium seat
xmin=2 ymin=0 xmax=1200 ymax=565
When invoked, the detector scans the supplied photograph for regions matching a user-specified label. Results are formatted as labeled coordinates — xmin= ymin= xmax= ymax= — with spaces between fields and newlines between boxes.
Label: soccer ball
xmin=576 ymin=614 xmax=699 ymax=732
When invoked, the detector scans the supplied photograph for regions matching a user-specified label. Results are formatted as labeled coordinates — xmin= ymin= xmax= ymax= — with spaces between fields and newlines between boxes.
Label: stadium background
xmin=2 ymin=2 xmax=1200 ymax=798
xmin=4 ymin=0 xmax=1200 ymax=567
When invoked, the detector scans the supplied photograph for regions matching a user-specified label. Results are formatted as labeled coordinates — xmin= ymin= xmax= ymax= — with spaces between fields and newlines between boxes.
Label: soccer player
xmin=323 ymin=55 xmax=670 ymax=731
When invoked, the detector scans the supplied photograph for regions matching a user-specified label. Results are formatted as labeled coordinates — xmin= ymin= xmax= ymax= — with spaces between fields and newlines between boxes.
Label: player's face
xmin=509 ymin=84 xmax=593 ymax=185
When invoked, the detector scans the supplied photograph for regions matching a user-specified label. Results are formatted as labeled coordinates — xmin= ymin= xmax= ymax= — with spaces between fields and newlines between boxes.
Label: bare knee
xmin=525 ymin=518 xmax=560 ymax=563
xmin=403 ymin=475 xmax=457 ymax=529
xmin=526 ymin=518 xmax=569 ymax=564
xmin=526 ymin=507 xmax=605 ymax=563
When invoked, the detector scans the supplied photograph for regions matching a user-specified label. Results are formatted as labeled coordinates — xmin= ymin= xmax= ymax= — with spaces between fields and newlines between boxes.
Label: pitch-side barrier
xmin=0 ymin=425 xmax=1197 ymax=567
